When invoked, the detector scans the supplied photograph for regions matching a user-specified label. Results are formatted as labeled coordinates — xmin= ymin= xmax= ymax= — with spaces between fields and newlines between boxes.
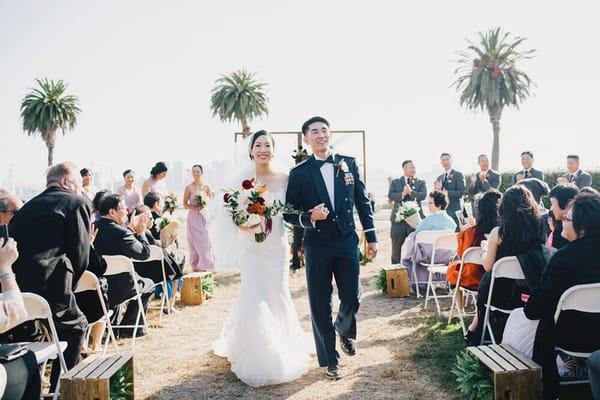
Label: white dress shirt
xmin=315 ymin=153 xmax=335 ymax=211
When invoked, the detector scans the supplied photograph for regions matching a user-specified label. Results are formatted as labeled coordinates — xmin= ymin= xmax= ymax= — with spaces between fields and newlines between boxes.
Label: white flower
xmin=246 ymin=213 xmax=262 ymax=226
xmin=396 ymin=200 xmax=420 ymax=222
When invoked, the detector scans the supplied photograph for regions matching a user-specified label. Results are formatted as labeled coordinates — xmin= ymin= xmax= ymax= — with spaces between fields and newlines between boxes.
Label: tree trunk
xmin=488 ymin=105 xmax=502 ymax=171
xmin=42 ymin=129 xmax=57 ymax=166
xmin=241 ymin=116 xmax=251 ymax=138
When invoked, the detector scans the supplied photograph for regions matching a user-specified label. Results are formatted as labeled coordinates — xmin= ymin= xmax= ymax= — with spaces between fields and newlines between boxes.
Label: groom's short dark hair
xmin=301 ymin=116 xmax=329 ymax=135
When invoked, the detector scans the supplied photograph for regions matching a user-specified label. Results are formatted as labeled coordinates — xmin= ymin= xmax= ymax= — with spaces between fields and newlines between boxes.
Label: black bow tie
xmin=316 ymin=155 xmax=335 ymax=167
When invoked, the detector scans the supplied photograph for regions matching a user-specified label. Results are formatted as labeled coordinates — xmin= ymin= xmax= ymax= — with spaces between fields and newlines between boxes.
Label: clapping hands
xmin=0 ymin=238 xmax=18 ymax=271
xmin=129 ymin=212 xmax=150 ymax=236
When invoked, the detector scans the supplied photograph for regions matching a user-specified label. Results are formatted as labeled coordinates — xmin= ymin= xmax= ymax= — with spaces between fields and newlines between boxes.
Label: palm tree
xmin=20 ymin=78 xmax=81 ymax=166
xmin=452 ymin=27 xmax=535 ymax=170
xmin=210 ymin=70 xmax=268 ymax=137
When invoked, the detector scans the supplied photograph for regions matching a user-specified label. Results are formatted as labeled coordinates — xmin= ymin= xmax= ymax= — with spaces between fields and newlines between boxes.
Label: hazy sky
xmin=2 ymin=0 xmax=599 ymax=188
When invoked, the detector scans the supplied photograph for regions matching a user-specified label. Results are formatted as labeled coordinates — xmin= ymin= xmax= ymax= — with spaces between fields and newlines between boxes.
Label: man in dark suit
xmin=512 ymin=151 xmax=544 ymax=184
xmin=285 ymin=116 xmax=377 ymax=380
xmin=467 ymin=154 xmax=501 ymax=196
xmin=388 ymin=160 xmax=427 ymax=264
xmin=93 ymin=193 xmax=155 ymax=337
xmin=8 ymin=162 xmax=90 ymax=390
xmin=435 ymin=153 xmax=465 ymax=228
xmin=557 ymin=154 xmax=592 ymax=189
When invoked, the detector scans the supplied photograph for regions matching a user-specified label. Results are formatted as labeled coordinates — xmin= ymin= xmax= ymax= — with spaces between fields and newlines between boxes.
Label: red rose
xmin=242 ymin=179 xmax=254 ymax=189
xmin=223 ymin=193 xmax=230 ymax=203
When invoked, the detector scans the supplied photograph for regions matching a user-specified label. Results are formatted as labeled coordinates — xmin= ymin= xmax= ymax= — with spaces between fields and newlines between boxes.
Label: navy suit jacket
xmin=512 ymin=168 xmax=544 ymax=184
xmin=437 ymin=169 xmax=465 ymax=214
xmin=285 ymin=154 xmax=377 ymax=243
xmin=388 ymin=176 xmax=427 ymax=221
xmin=467 ymin=169 xmax=501 ymax=196
xmin=562 ymin=170 xmax=592 ymax=189
xmin=93 ymin=218 xmax=151 ymax=261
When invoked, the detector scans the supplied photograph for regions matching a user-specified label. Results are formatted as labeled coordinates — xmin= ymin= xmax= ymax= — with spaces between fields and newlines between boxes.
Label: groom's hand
xmin=310 ymin=203 xmax=329 ymax=222
xmin=366 ymin=242 xmax=378 ymax=260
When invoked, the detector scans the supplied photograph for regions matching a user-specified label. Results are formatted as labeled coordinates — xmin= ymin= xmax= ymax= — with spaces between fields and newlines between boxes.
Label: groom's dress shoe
xmin=339 ymin=335 xmax=356 ymax=356
xmin=326 ymin=365 xmax=342 ymax=380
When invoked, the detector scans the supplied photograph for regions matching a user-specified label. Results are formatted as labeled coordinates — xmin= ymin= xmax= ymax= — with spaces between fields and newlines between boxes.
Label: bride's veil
xmin=209 ymin=132 xmax=293 ymax=270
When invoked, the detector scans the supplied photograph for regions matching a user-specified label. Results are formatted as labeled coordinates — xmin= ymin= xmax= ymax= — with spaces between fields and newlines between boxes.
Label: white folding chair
xmin=74 ymin=271 xmax=118 ymax=355
xmin=411 ymin=230 xmax=453 ymax=298
xmin=553 ymin=283 xmax=600 ymax=386
xmin=134 ymin=245 xmax=171 ymax=324
xmin=447 ymin=246 xmax=483 ymax=333
xmin=480 ymin=256 xmax=524 ymax=345
xmin=0 ymin=292 xmax=68 ymax=400
xmin=422 ymin=232 xmax=458 ymax=315
xmin=103 ymin=255 xmax=149 ymax=350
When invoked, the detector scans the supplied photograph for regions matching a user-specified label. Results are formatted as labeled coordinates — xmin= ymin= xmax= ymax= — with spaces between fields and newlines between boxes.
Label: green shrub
xmin=452 ymin=350 xmax=493 ymax=400
xmin=373 ymin=267 xmax=387 ymax=294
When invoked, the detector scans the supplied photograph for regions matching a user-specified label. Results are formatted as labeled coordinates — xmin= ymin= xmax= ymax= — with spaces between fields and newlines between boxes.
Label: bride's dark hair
xmin=249 ymin=130 xmax=275 ymax=160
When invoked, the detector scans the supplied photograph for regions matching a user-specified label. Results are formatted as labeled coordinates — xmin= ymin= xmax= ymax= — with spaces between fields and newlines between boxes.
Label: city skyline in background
xmin=2 ymin=1 xmax=600 ymax=202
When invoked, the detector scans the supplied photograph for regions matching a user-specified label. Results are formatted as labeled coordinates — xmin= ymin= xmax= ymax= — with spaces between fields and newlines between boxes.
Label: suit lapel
xmin=333 ymin=155 xmax=345 ymax=212
xmin=308 ymin=156 xmax=334 ymax=211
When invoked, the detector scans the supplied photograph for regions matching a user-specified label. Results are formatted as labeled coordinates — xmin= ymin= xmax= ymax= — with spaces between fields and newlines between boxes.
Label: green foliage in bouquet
xmin=163 ymin=193 xmax=178 ymax=215
xmin=452 ymin=351 xmax=493 ymax=400
xmin=292 ymin=147 xmax=310 ymax=164
xmin=202 ymin=274 xmax=216 ymax=298
xmin=109 ymin=364 xmax=134 ymax=400
xmin=373 ymin=267 xmax=387 ymax=294
xmin=156 ymin=215 xmax=172 ymax=231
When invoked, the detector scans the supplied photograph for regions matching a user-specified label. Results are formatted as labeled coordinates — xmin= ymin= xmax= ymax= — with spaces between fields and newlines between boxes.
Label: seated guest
xmin=512 ymin=151 xmax=544 ymax=184
xmin=0 ymin=237 xmax=41 ymax=400
xmin=581 ymin=186 xmax=598 ymax=195
xmin=548 ymin=184 xmax=579 ymax=249
xmin=589 ymin=351 xmax=600 ymax=400
xmin=134 ymin=206 xmax=183 ymax=310
xmin=7 ymin=162 xmax=90 ymax=390
xmin=415 ymin=190 xmax=457 ymax=233
xmin=517 ymin=177 xmax=551 ymax=241
xmin=502 ymin=193 xmax=600 ymax=399
xmin=0 ymin=190 xmax=22 ymax=225
xmin=91 ymin=189 xmax=110 ymax=222
xmin=466 ymin=185 xmax=546 ymax=345
xmin=558 ymin=154 xmax=592 ymax=189
xmin=447 ymin=190 xmax=501 ymax=311
xmin=116 ymin=169 xmax=142 ymax=216
xmin=93 ymin=194 xmax=155 ymax=338
xmin=401 ymin=191 xmax=457 ymax=286
xmin=143 ymin=191 xmax=163 ymax=241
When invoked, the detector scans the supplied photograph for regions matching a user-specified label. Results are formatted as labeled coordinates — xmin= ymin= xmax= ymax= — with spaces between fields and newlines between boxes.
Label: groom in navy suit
xmin=285 ymin=116 xmax=378 ymax=380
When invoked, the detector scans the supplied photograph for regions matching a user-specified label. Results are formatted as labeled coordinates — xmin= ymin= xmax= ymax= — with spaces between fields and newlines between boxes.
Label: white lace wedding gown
xmin=212 ymin=186 xmax=314 ymax=387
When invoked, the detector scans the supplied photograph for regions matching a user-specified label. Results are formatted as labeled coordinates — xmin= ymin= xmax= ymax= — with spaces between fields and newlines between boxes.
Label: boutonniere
xmin=336 ymin=158 xmax=349 ymax=177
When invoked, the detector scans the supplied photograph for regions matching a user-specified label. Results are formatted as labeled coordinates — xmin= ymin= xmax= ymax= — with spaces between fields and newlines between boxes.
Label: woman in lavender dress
xmin=116 ymin=169 xmax=142 ymax=216
xmin=183 ymin=164 xmax=215 ymax=271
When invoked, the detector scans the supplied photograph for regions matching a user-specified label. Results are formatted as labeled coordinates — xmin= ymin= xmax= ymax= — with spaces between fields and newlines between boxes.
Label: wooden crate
xmin=60 ymin=353 xmax=134 ymax=400
xmin=181 ymin=272 xmax=211 ymax=305
xmin=467 ymin=344 xmax=542 ymax=400
xmin=385 ymin=265 xmax=411 ymax=298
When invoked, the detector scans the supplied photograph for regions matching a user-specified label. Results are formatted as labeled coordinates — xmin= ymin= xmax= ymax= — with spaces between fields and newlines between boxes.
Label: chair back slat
xmin=554 ymin=283 xmax=600 ymax=323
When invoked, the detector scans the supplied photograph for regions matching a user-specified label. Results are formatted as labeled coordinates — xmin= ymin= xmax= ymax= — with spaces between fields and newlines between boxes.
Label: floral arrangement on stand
xmin=395 ymin=200 xmax=421 ymax=229
xmin=163 ymin=193 xmax=178 ymax=215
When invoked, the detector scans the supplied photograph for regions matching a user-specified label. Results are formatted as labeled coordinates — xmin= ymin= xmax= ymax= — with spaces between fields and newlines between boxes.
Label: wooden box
xmin=181 ymin=272 xmax=210 ymax=306
xmin=385 ymin=265 xmax=411 ymax=298
xmin=60 ymin=353 xmax=134 ymax=400
xmin=467 ymin=344 xmax=542 ymax=400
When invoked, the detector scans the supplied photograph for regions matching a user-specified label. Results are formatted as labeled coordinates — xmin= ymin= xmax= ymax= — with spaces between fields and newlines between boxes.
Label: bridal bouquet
xmin=195 ymin=192 xmax=207 ymax=209
xmin=223 ymin=178 xmax=296 ymax=243
xmin=396 ymin=200 xmax=421 ymax=229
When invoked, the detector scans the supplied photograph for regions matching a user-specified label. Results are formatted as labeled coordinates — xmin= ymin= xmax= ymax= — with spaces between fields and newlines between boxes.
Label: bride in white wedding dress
xmin=212 ymin=130 xmax=314 ymax=387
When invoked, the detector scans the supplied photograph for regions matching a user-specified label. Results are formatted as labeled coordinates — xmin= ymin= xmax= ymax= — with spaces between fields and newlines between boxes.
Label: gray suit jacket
xmin=512 ymin=168 xmax=544 ymax=184
xmin=388 ymin=176 xmax=427 ymax=222
xmin=437 ymin=169 xmax=465 ymax=215
xmin=562 ymin=170 xmax=592 ymax=189
xmin=467 ymin=169 xmax=501 ymax=196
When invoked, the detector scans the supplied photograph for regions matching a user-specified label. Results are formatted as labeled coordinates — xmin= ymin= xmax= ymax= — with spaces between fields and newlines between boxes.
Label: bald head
xmin=46 ymin=162 xmax=82 ymax=194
